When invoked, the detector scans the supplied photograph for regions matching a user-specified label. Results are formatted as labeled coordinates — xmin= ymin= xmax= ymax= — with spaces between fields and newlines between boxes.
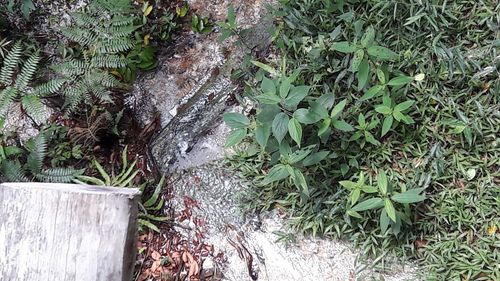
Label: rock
xmin=129 ymin=0 xmax=272 ymax=173
xmin=1 ymin=103 xmax=53 ymax=143
xmin=166 ymin=163 xmax=420 ymax=281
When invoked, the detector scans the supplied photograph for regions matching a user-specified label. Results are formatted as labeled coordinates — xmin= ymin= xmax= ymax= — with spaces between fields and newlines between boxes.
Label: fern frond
xmin=51 ymin=60 xmax=87 ymax=77
xmin=99 ymin=72 xmax=120 ymax=87
xmin=35 ymin=167 xmax=83 ymax=183
xmin=90 ymin=0 xmax=132 ymax=14
xmin=21 ymin=94 xmax=46 ymax=123
xmin=33 ymin=79 xmax=66 ymax=95
xmin=107 ymin=25 xmax=139 ymax=37
xmin=91 ymin=54 xmax=128 ymax=68
xmin=62 ymin=82 xmax=88 ymax=113
xmin=95 ymin=38 xmax=134 ymax=54
xmin=15 ymin=51 xmax=40 ymax=90
xmin=1 ymin=160 xmax=29 ymax=182
xmin=0 ymin=87 xmax=17 ymax=118
xmin=60 ymin=27 xmax=97 ymax=47
xmin=110 ymin=15 xmax=135 ymax=26
xmin=90 ymin=84 xmax=113 ymax=103
xmin=25 ymin=133 xmax=47 ymax=174
xmin=71 ymin=12 xmax=98 ymax=28
xmin=0 ymin=41 xmax=22 ymax=85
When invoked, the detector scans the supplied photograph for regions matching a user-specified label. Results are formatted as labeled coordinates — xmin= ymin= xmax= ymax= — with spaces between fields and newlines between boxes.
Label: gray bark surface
xmin=0 ymin=182 xmax=140 ymax=281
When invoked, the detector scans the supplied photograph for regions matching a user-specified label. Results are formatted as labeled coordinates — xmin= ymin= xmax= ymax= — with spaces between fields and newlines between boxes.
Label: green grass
xmin=225 ymin=0 xmax=499 ymax=280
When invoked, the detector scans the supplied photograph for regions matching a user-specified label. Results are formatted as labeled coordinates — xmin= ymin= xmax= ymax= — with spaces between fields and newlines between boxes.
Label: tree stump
xmin=0 ymin=182 xmax=141 ymax=281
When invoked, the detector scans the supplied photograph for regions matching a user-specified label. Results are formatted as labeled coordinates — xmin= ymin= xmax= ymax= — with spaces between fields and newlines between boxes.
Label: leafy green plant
xmin=224 ymin=0 xmax=499 ymax=279
xmin=75 ymin=146 xmax=139 ymax=187
xmin=137 ymin=176 xmax=169 ymax=233
xmin=191 ymin=14 xmax=213 ymax=34
xmin=341 ymin=171 xmax=426 ymax=235
xmin=0 ymin=132 xmax=83 ymax=182
xmin=52 ymin=0 xmax=138 ymax=113
xmin=75 ymin=147 xmax=168 ymax=232
xmin=0 ymin=41 xmax=60 ymax=122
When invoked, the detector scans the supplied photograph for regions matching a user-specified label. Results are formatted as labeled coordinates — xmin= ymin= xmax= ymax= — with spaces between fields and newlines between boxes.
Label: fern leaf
xmin=1 ymin=160 xmax=29 ymax=182
xmin=33 ymin=79 xmax=66 ymax=95
xmin=60 ymin=27 xmax=97 ymax=47
xmin=51 ymin=60 xmax=87 ymax=77
xmin=0 ymin=87 xmax=17 ymax=118
xmin=71 ymin=12 xmax=98 ymax=28
xmin=107 ymin=25 xmax=139 ymax=37
xmin=110 ymin=15 xmax=135 ymax=26
xmin=95 ymin=38 xmax=134 ymax=54
xmin=25 ymin=133 xmax=47 ymax=174
xmin=0 ymin=41 xmax=22 ymax=85
xmin=100 ymin=72 xmax=120 ymax=88
xmin=21 ymin=94 xmax=46 ymax=123
xmin=35 ymin=167 xmax=84 ymax=183
xmin=90 ymin=54 xmax=128 ymax=68
xmin=15 ymin=51 xmax=40 ymax=90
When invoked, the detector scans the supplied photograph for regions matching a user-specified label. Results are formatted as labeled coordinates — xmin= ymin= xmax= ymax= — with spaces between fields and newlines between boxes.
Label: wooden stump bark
xmin=0 ymin=182 xmax=141 ymax=281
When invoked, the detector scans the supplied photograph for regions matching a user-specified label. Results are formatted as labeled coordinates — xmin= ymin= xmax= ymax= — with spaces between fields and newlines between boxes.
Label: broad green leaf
xmin=375 ymin=105 xmax=393 ymax=115
xmin=292 ymin=169 xmax=308 ymax=195
xmin=392 ymin=110 xmax=405 ymax=122
xmin=351 ymin=198 xmax=384 ymax=212
xmin=223 ymin=112 xmax=250 ymax=129
xmin=251 ymin=60 xmax=278 ymax=76
xmin=317 ymin=92 xmax=335 ymax=109
xmin=289 ymin=148 xmax=313 ymax=164
xmin=392 ymin=191 xmax=426 ymax=204
xmin=351 ymin=189 xmax=361 ymax=206
xmin=381 ymin=115 xmax=393 ymax=137
xmin=257 ymin=105 xmax=281 ymax=122
xmin=279 ymin=76 xmax=292 ymax=98
xmin=384 ymin=199 xmax=397 ymax=222
xmin=360 ymin=85 xmax=383 ymax=101
xmin=310 ymin=101 xmax=329 ymax=119
xmin=261 ymin=76 xmax=276 ymax=95
xmin=227 ymin=4 xmax=236 ymax=26
xmin=340 ymin=164 xmax=349 ymax=176
xmin=347 ymin=210 xmax=363 ymax=219
xmin=357 ymin=59 xmax=369 ymax=89
xmin=318 ymin=118 xmax=331 ymax=136
xmin=339 ymin=180 xmax=356 ymax=189
xmin=361 ymin=26 xmax=375 ymax=47
xmin=288 ymin=118 xmax=302 ymax=146
xmin=255 ymin=92 xmax=281 ymax=105
xmin=367 ymin=46 xmax=398 ymax=60
xmin=283 ymin=86 xmax=310 ymax=108
xmin=255 ymin=123 xmax=271 ymax=148
xmin=293 ymin=108 xmax=322 ymax=124
xmin=376 ymin=69 xmax=386 ymax=84
xmin=331 ymin=41 xmax=357 ymax=53
xmin=225 ymin=128 xmax=247 ymax=147
xmin=380 ymin=209 xmax=390 ymax=234
xmin=358 ymin=113 xmax=366 ymax=127
xmin=387 ymin=75 xmax=413 ymax=86
xmin=333 ymin=120 xmax=354 ymax=131
xmin=361 ymin=185 xmax=378 ymax=193
xmin=330 ymin=99 xmax=347 ymax=118
xmin=378 ymin=170 xmax=388 ymax=195
xmin=394 ymin=100 xmax=415 ymax=112
xmin=302 ymin=151 xmax=329 ymax=166
xmin=262 ymin=164 xmax=290 ymax=184
xmin=351 ymin=49 xmax=365 ymax=72
xmin=272 ymin=113 xmax=289 ymax=143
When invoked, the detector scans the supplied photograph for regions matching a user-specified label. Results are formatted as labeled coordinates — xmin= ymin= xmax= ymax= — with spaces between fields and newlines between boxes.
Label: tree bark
xmin=0 ymin=182 xmax=140 ymax=281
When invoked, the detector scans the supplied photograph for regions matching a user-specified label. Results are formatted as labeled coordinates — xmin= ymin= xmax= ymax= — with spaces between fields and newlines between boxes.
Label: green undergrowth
xmin=223 ymin=0 xmax=499 ymax=279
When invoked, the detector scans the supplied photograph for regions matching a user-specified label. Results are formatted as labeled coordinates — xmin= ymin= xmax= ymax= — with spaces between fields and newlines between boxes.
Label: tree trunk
xmin=0 ymin=182 xmax=140 ymax=281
